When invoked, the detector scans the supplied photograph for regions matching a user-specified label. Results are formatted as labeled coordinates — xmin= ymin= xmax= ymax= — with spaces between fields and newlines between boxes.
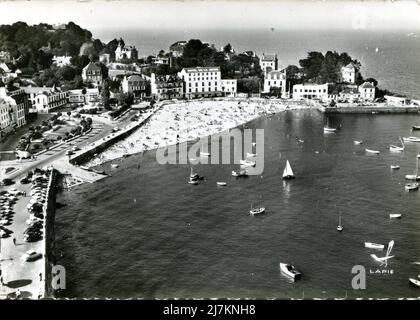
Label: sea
xmin=56 ymin=109 xmax=420 ymax=299
xmin=54 ymin=29 xmax=420 ymax=299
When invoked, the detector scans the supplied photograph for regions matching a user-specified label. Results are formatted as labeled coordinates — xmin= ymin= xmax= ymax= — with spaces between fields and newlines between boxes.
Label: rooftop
xmin=181 ymin=66 xmax=220 ymax=73
xmin=261 ymin=54 xmax=277 ymax=61
xmin=359 ymin=81 xmax=375 ymax=89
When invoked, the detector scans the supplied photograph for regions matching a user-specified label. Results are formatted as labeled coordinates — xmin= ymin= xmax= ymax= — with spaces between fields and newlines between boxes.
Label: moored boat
xmin=365 ymin=242 xmax=385 ymax=250
xmin=216 ymin=182 xmax=227 ymax=186
xmin=390 ymin=165 xmax=400 ymax=170
xmin=246 ymin=152 xmax=257 ymax=157
xmin=412 ymin=125 xmax=420 ymax=131
xmin=323 ymin=117 xmax=336 ymax=133
xmin=232 ymin=169 xmax=248 ymax=177
xmin=389 ymin=137 xmax=405 ymax=152
xmin=279 ymin=263 xmax=302 ymax=281
xmin=409 ymin=278 xmax=420 ymax=288
xmin=337 ymin=211 xmax=343 ymax=232
xmin=403 ymin=136 xmax=420 ymax=143
xmin=249 ymin=201 xmax=265 ymax=216
xmin=405 ymin=182 xmax=419 ymax=192
xmin=240 ymin=159 xmax=256 ymax=167
xmin=365 ymin=148 xmax=380 ymax=154
xmin=390 ymin=213 xmax=402 ymax=219
xmin=354 ymin=140 xmax=363 ymax=145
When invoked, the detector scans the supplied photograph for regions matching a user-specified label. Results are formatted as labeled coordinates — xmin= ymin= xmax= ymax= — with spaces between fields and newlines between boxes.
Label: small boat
xmin=412 ymin=125 xmax=420 ymax=131
xmin=111 ymin=164 xmax=119 ymax=168
xmin=337 ymin=211 xmax=343 ymax=232
xmin=246 ymin=152 xmax=257 ymax=157
xmin=389 ymin=213 xmax=402 ymax=219
xmin=240 ymin=159 xmax=256 ymax=167
xmin=371 ymin=240 xmax=395 ymax=265
xmin=405 ymin=182 xmax=419 ymax=191
xmin=390 ymin=165 xmax=400 ymax=170
xmin=282 ymin=160 xmax=295 ymax=180
xmin=354 ymin=140 xmax=363 ymax=145
xmin=365 ymin=148 xmax=380 ymax=154
xmin=249 ymin=199 xmax=265 ymax=216
xmin=389 ymin=137 xmax=405 ymax=152
xmin=252 ymin=142 xmax=256 ymax=146
xmin=200 ymin=152 xmax=211 ymax=157
xmin=216 ymin=182 xmax=227 ymax=186
xmin=365 ymin=242 xmax=385 ymax=250
xmin=409 ymin=278 xmax=420 ymax=288
xmin=323 ymin=117 xmax=336 ymax=133
xmin=190 ymin=167 xmax=199 ymax=181
xmin=279 ymin=263 xmax=302 ymax=281
xmin=405 ymin=155 xmax=420 ymax=182
xmin=232 ymin=169 xmax=248 ymax=177
xmin=187 ymin=179 xmax=198 ymax=185
xmin=403 ymin=136 xmax=420 ymax=143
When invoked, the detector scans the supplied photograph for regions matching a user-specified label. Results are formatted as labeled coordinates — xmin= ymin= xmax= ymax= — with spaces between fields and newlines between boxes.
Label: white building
xmin=115 ymin=41 xmax=138 ymax=62
xmin=0 ymin=87 xmax=26 ymax=133
xmin=121 ymin=74 xmax=149 ymax=99
xmin=178 ymin=66 xmax=222 ymax=99
xmin=341 ymin=62 xmax=358 ymax=84
xmin=68 ymin=88 xmax=100 ymax=104
xmin=358 ymin=82 xmax=376 ymax=101
xmin=99 ymin=53 xmax=111 ymax=64
xmin=385 ymin=95 xmax=409 ymax=106
xmin=150 ymin=73 xmax=184 ymax=100
xmin=263 ymin=69 xmax=287 ymax=98
xmin=23 ymin=86 xmax=67 ymax=113
xmin=152 ymin=56 xmax=170 ymax=65
xmin=292 ymin=83 xmax=330 ymax=101
xmin=52 ymin=55 xmax=72 ymax=67
xmin=259 ymin=54 xmax=278 ymax=74
xmin=221 ymin=79 xmax=237 ymax=97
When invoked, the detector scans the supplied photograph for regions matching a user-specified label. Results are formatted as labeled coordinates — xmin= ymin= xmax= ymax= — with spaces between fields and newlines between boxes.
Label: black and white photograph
xmin=1 ymin=0 xmax=420 ymax=308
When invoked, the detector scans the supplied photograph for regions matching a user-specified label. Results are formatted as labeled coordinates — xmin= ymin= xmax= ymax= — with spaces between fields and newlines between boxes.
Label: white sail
xmin=283 ymin=160 xmax=294 ymax=178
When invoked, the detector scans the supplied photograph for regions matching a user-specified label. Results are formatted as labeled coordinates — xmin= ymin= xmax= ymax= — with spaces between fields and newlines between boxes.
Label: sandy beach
xmin=86 ymin=98 xmax=312 ymax=167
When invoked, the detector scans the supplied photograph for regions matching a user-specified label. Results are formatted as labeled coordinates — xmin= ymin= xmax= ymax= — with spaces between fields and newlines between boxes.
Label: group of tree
xmin=142 ymin=39 xmax=262 ymax=80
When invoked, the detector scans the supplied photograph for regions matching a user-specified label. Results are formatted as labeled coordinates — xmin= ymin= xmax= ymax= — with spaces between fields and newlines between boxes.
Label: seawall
xmin=43 ymin=169 xmax=58 ymax=298
xmin=319 ymin=105 xmax=420 ymax=114
xmin=69 ymin=107 xmax=160 ymax=166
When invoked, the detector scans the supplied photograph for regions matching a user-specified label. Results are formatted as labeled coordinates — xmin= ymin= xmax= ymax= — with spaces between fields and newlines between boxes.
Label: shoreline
xmin=83 ymin=98 xmax=314 ymax=168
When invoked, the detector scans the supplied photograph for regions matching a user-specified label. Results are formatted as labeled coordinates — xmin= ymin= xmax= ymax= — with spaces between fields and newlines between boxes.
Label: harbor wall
xmin=320 ymin=105 xmax=420 ymax=114
xmin=69 ymin=108 xmax=159 ymax=166
xmin=43 ymin=169 xmax=58 ymax=298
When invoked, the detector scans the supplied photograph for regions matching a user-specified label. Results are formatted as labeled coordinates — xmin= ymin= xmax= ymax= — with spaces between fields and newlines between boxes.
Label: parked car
xmin=1 ymin=179 xmax=14 ymax=186
xmin=21 ymin=250 xmax=42 ymax=262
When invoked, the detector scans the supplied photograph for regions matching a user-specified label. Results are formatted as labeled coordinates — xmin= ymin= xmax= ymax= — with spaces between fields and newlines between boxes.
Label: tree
xmin=299 ymin=51 xmax=324 ymax=82
xmin=364 ymin=77 xmax=378 ymax=86
xmin=101 ymin=79 xmax=111 ymax=110
xmin=223 ymin=43 xmax=232 ymax=53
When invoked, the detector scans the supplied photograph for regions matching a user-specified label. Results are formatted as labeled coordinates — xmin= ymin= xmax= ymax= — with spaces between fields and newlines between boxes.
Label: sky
xmin=0 ymin=0 xmax=420 ymax=32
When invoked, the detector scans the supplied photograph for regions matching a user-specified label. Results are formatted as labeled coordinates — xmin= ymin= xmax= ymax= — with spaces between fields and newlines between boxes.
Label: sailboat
xmin=405 ymin=155 xmax=420 ymax=184
xmin=371 ymin=240 xmax=395 ymax=266
xmin=323 ymin=117 xmax=336 ymax=133
xmin=190 ymin=167 xmax=200 ymax=181
xmin=200 ymin=144 xmax=210 ymax=157
xmin=249 ymin=198 xmax=265 ymax=216
xmin=337 ymin=211 xmax=343 ymax=232
xmin=282 ymin=160 xmax=295 ymax=180
xmin=389 ymin=137 xmax=405 ymax=152
xmin=188 ymin=167 xmax=200 ymax=185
